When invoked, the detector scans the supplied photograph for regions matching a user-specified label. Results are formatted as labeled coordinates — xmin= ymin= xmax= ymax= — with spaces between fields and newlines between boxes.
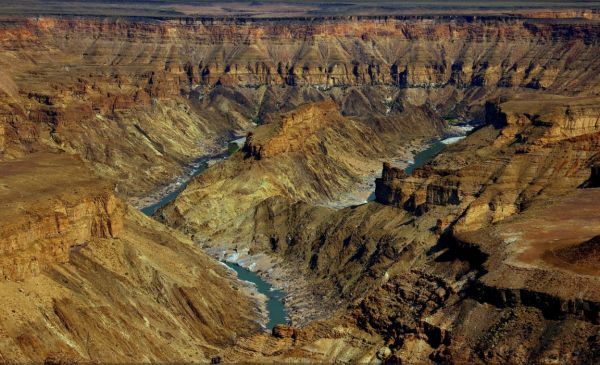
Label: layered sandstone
xmin=455 ymin=188 xmax=600 ymax=324
xmin=351 ymin=97 xmax=600 ymax=362
xmin=374 ymin=95 xmax=600 ymax=231
xmin=0 ymin=153 xmax=123 ymax=280
xmin=243 ymin=101 xmax=340 ymax=159
xmin=211 ymin=95 xmax=600 ymax=363
xmin=159 ymin=101 xmax=445 ymax=252
xmin=2 ymin=14 xmax=600 ymax=202
xmin=0 ymin=153 xmax=259 ymax=363
xmin=4 ymin=9 xmax=600 ymax=364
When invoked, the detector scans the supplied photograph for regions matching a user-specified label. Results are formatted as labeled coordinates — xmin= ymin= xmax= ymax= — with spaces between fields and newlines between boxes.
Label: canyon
xmin=2 ymin=1 xmax=600 ymax=363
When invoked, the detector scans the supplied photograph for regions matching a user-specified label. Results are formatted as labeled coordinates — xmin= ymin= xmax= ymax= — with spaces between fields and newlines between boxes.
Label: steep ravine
xmin=4 ymin=10 xmax=600 ymax=363
xmin=163 ymin=135 xmax=459 ymax=330
xmin=155 ymin=99 xmax=449 ymax=325
xmin=135 ymin=136 xmax=291 ymax=331
xmin=143 ymin=102 xmax=466 ymax=329
xmin=140 ymin=121 xmax=455 ymax=330
xmin=0 ymin=153 xmax=261 ymax=363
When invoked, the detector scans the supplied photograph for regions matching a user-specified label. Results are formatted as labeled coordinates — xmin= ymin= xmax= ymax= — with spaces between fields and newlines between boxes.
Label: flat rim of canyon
xmin=1 ymin=0 xmax=600 ymax=19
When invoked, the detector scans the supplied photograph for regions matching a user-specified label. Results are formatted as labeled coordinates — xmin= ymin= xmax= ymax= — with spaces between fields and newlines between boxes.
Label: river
xmin=139 ymin=127 xmax=471 ymax=331
xmin=223 ymin=262 xmax=287 ymax=329
xmin=404 ymin=139 xmax=447 ymax=175
xmin=141 ymin=158 xmax=210 ymax=216
xmin=367 ymin=127 xmax=473 ymax=201
xmin=139 ymin=139 xmax=289 ymax=330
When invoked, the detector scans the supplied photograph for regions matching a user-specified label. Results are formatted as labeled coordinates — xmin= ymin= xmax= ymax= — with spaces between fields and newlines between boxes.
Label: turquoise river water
xmin=141 ymin=134 xmax=463 ymax=329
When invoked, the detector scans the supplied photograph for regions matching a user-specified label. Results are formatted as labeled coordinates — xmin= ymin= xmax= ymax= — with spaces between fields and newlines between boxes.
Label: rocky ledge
xmin=0 ymin=152 xmax=260 ymax=363
xmin=0 ymin=153 xmax=123 ymax=280
xmin=454 ymin=188 xmax=600 ymax=325
xmin=242 ymin=100 xmax=340 ymax=159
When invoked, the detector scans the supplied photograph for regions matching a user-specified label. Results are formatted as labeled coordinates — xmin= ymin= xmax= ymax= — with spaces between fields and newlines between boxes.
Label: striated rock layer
xmin=243 ymin=100 xmax=342 ymax=159
xmin=0 ymin=154 xmax=123 ymax=281
xmin=3 ymin=14 xmax=600 ymax=200
xmin=4 ymin=10 xmax=600 ymax=364
xmin=159 ymin=100 xmax=445 ymax=251
xmin=0 ymin=153 xmax=259 ymax=363
xmin=4 ymin=15 xmax=599 ymax=91
xmin=198 ymin=95 xmax=600 ymax=363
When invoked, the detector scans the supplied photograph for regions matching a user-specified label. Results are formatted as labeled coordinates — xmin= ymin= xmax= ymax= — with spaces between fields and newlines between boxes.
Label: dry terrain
xmin=1 ymin=3 xmax=600 ymax=364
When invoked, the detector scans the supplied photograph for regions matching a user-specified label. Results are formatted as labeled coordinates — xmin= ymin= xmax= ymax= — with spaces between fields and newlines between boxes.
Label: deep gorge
xmin=2 ymin=3 xmax=600 ymax=363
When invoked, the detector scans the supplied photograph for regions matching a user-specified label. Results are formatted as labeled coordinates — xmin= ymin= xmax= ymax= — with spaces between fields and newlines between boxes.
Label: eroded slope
xmin=3 ymin=14 xmax=600 ymax=202
xmin=200 ymin=95 xmax=600 ymax=363
xmin=0 ymin=153 xmax=258 ymax=363
xmin=159 ymin=100 xmax=445 ymax=248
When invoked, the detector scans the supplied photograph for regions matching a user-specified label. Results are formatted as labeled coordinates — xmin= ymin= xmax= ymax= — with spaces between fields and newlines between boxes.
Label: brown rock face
xmin=0 ymin=153 xmax=259 ymax=363
xmin=5 ymin=16 xmax=597 ymax=91
xmin=0 ymin=153 xmax=124 ymax=280
xmin=455 ymin=187 xmax=600 ymax=324
xmin=243 ymin=101 xmax=341 ymax=159
xmin=209 ymin=94 xmax=600 ymax=363
xmin=2 ymin=14 xmax=600 ymax=202
xmin=374 ymin=162 xmax=408 ymax=206
xmin=5 ymin=9 xmax=600 ymax=364
xmin=159 ymin=100 xmax=445 ymax=255
xmin=271 ymin=324 xmax=296 ymax=339
xmin=373 ymin=94 xmax=600 ymax=227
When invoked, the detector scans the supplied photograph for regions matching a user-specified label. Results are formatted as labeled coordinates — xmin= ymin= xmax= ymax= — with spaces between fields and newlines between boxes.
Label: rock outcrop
xmin=0 ymin=194 xmax=122 ymax=281
xmin=455 ymin=187 xmax=600 ymax=324
xmin=373 ymin=95 xmax=600 ymax=229
xmin=0 ymin=153 xmax=259 ymax=363
xmin=212 ymin=95 xmax=600 ymax=363
xmin=374 ymin=162 xmax=408 ymax=207
xmin=4 ymin=16 xmax=598 ymax=91
xmin=4 ymin=8 xmax=600 ymax=364
xmin=159 ymin=100 xmax=445 ymax=252
xmin=243 ymin=101 xmax=341 ymax=159
xmin=2 ymin=14 xmax=600 ymax=202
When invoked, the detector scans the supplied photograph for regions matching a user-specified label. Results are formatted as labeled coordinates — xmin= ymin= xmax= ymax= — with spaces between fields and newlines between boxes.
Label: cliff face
xmin=4 ymin=12 xmax=600 ymax=364
xmin=367 ymin=97 xmax=600 ymax=362
xmin=208 ymin=94 xmax=600 ymax=363
xmin=0 ymin=194 xmax=122 ymax=281
xmin=242 ymin=101 xmax=340 ymax=159
xmin=0 ymin=153 xmax=123 ymax=280
xmin=5 ymin=16 xmax=599 ymax=91
xmin=2 ymin=15 xmax=600 ymax=201
xmin=374 ymin=95 xmax=600 ymax=232
xmin=159 ymin=100 xmax=445 ymax=254
xmin=0 ymin=153 xmax=258 ymax=363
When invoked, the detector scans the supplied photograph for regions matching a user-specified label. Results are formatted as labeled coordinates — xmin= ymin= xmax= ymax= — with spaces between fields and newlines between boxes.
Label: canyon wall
xmin=211 ymin=94 xmax=600 ymax=363
xmin=374 ymin=95 xmax=600 ymax=231
xmin=0 ymin=192 xmax=122 ymax=281
xmin=3 ymin=11 xmax=600 ymax=364
xmin=159 ymin=100 xmax=446 ymax=254
xmin=0 ymin=153 xmax=124 ymax=281
xmin=243 ymin=101 xmax=341 ymax=159
xmin=4 ymin=16 xmax=600 ymax=91
xmin=0 ymin=152 xmax=259 ymax=363
xmin=2 ymin=15 xmax=600 ymax=200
